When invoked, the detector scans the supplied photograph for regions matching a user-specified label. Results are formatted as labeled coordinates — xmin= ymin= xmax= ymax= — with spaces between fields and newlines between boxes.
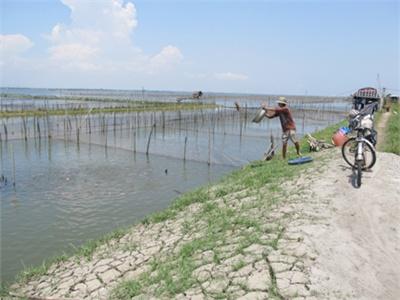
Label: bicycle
xmin=341 ymin=109 xmax=377 ymax=187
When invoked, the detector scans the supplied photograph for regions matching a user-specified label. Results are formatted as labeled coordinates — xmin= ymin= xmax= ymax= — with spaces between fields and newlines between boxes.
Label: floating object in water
xmin=288 ymin=156 xmax=313 ymax=165
xmin=165 ymin=169 xmax=168 ymax=175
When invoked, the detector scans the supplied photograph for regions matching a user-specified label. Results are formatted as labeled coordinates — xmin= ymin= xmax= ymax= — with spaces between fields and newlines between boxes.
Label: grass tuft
xmin=383 ymin=103 xmax=400 ymax=155
xmin=110 ymin=280 xmax=142 ymax=299
xmin=15 ymin=254 xmax=68 ymax=284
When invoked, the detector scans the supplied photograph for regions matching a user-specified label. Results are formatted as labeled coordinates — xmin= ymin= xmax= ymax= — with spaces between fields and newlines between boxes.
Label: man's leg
xmin=282 ymin=142 xmax=288 ymax=159
xmin=294 ymin=142 xmax=301 ymax=156
xmin=282 ymin=131 xmax=289 ymax=159
xmin=289 ymin=130 xmax=302 ymax=156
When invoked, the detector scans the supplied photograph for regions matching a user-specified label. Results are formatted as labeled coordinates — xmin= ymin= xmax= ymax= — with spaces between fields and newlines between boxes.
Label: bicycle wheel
xmin=356 ymin=160 xmax=362 ymax=187
xmin=341 ymin=137 xmax=376 ymax=170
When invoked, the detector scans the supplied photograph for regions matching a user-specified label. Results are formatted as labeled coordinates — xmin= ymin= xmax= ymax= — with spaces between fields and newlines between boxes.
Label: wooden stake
xmin=146 ymin=123 xmax=156 ymax=156
xmin=183 ymin=136 xmax=188 ymax=161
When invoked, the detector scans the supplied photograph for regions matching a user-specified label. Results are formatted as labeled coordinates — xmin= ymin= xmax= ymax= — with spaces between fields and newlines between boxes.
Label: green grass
xmin=75 ymin=228 xmax=128 ymax=260
xmin=232 ymin=260 xmax=247 ymax=271
xmin=111 ymin=280 xmax=143 ymax=299
xmin=0 ymin=284 xmax=10 ymax=298
xmin=15 ymin=254 xmax=69 ymax=284
xmin=383 ymin=103 xmax=400 ymax=155
xmin=142 ymin=188 xmax=210 ymax=224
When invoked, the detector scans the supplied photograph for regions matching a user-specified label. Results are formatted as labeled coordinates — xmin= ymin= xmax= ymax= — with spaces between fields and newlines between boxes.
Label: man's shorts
xmin=282 ymin=129 xmax=298 ymax=143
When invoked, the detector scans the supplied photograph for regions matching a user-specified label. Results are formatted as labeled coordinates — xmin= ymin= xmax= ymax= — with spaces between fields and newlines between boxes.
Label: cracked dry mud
xmin=9 ymin=150 xmax=400 ymax=299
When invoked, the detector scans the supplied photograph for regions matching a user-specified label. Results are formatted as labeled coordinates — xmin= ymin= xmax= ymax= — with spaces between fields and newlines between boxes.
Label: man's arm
xmin=264 ymin=112 xmax=276 ymax=119
xmin=261 ymin=106 xmax=277 ymax=118
xmin=273 ymin=107 xmax=288 ymax=113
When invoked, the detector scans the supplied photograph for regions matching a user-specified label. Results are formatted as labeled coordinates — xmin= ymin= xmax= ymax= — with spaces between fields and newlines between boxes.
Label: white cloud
xmin=149 ymin=45 xmax=183 ymax=73
xmin=43 ymin=0 xmax=182 ymax=74
xmin=214 ymin=72 xmax=248 ymax=81
xmin=49 ymin=43 xmax=100 ymax=71
xmin=0 ymin=34 xmax=33 ymax=59
xmin=60 ymin=0 xmax=137 ymax=40
xmin=49 ymin=43 xmax=98 ymax=61
xmin=47 ymin=24 xmax=102 ymax=46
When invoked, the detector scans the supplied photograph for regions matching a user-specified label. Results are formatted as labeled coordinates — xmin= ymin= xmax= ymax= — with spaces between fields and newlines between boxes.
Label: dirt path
xmin=376 ymin=111 xmax=391 ymax=150
xmin=307 ymin=150 xmax=400 ymax=299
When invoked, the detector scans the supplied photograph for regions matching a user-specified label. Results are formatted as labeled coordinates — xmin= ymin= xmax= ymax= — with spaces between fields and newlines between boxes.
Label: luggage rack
xmin=352 ymin=87 xmax=380 ymax=110
xmin=353 ymin=87 xmax=380 ymax=99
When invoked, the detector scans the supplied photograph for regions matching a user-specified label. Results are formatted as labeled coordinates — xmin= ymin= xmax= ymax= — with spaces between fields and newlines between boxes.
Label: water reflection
xmin=0 ymin=140 xmax=234 ymax=283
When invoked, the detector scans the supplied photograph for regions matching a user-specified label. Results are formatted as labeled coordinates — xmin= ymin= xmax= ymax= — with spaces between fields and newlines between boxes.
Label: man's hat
xmin=277 ymin=96 xmax=288 ymax=105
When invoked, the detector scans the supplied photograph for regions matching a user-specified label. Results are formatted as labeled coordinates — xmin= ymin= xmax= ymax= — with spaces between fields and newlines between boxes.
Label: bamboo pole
xmin=146 ymin=123 xmax=156 ymax=156
xmin=208 ymin=127 xmax=211 ymax=166
xmin=133 ymin=131 xmax=136 ymax=153
xmin=183 ymin=136 xmax=188 ymax=162
xmin=3 ymin=123 xmax=8 ymax=141
xmin=36 ymin=119 xmax=41 ymax=140
xmin=10 ymin=143 xmax=16 ymax=187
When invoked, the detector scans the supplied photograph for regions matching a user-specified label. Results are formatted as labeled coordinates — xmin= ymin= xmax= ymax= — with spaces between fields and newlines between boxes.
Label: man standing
xmin=263 ymin=97 xmax=301 ymax=159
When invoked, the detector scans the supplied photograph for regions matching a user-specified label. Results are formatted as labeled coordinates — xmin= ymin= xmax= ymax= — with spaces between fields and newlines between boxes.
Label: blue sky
xmin=0 ymin=0 xmax=399 ymax=96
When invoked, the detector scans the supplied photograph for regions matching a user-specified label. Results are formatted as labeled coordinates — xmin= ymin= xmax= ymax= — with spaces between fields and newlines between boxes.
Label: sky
xmin=0 ymin=0 xmax=399 ymax=96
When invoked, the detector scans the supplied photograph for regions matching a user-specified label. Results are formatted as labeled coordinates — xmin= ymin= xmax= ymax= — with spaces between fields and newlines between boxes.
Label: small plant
xmin=77 ymin=228 xmax=127 ymax=260
xmin=181 ymin=220 xmax=192 ymax=235
xmin=215 ymin=187 xmax=229 ymax=198
xmin=232 ymin=259 xmax=246 ymax=271
xmin=0 ymin=283 xmax=10 ymax=298
xmin=17 ymin=253 xmax=69 ymax=283
xmin=110 ymin=280 xmax=142 ymax=299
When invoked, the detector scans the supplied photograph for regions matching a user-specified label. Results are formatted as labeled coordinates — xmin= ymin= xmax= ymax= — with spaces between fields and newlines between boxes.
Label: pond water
xmin=0 ymin=139 xmax=234 ymax=283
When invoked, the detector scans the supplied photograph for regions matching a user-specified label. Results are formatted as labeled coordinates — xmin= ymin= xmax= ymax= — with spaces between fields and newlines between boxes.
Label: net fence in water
xmin=1 ymin=106 xmax=345 ymax=166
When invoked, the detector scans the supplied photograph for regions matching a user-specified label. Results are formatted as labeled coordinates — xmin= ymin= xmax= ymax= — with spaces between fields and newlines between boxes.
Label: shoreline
xmin=1 ymin=121 xmax=342 ymax=295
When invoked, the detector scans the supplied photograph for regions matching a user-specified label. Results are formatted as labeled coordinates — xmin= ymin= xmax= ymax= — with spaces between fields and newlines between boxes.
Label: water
xmin=0 ymin=140 xmax=234 ymax=283
xmin=1 ymin=87 xmax=351 ymax=108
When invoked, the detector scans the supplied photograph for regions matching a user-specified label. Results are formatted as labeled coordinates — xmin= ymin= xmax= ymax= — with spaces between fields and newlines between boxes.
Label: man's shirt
xmin=273 ymin=107 xmax=296 ymax=131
